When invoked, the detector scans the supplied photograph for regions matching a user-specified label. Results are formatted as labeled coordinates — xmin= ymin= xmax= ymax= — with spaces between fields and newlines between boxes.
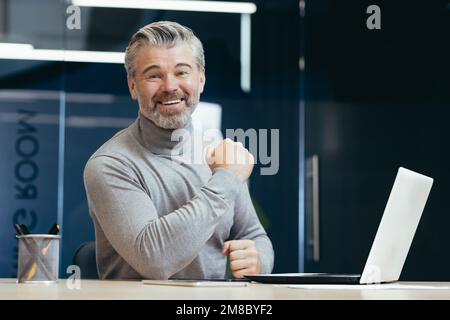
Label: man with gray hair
xmin=84 ymin=21 xmax=274 ymax=280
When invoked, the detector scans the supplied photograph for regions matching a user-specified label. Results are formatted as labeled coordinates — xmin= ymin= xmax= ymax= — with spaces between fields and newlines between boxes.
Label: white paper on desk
xmin=142 ymin=280 xmax=248 ymax=287
xmin=286 ymin=283 xmax=450 ymax=290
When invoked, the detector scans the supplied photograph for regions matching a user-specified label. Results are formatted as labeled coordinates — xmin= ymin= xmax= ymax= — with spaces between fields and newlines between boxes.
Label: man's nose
xmin=161 ymin=74 xmax=179 ymax=92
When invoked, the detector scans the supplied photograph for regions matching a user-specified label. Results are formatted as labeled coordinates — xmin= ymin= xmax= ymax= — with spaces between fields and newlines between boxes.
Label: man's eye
xmin=147 ymin=74 xmax=161 ymax=79
xmin=177 ymin=71 xmax=189 ymax=76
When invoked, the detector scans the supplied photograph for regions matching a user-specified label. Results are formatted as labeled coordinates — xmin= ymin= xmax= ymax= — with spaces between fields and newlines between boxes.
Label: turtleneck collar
xmin=132 ymin=112 xmax=194 ymax=156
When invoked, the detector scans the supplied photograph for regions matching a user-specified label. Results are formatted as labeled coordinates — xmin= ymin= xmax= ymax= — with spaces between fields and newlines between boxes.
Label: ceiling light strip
xmin=72 ymin=0 xmax=257 ymax=14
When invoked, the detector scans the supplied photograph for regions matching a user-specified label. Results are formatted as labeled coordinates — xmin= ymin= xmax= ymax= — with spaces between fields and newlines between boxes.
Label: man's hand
xmin=222 ymin=240 xmax=261 ymax=278
xmin=205 ymin=138 xmax=254 ymax=182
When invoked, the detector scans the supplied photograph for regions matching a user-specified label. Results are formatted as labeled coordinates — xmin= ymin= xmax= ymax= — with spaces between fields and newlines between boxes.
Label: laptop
xmin=246 ymin=167 xmax=434 ymax=285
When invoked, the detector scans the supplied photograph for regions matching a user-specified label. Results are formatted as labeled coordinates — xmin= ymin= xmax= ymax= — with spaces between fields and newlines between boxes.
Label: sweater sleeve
xmin=228 ymin=183 xmax=275 ymax=274
xmin=84 ymin=156 xmax=242 ymax=279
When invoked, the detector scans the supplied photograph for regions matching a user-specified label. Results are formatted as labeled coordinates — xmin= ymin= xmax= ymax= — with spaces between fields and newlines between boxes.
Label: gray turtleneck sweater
xmin=83 ymin=114 xmax=274 ymax=280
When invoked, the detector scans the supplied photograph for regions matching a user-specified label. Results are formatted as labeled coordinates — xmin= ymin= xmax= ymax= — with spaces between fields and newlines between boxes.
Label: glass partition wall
xmin=0 ymin=0 xmax=300 ymax=277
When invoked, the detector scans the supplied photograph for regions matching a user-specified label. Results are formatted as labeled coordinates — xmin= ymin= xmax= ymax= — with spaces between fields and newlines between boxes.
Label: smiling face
xmin=127 ymin=44 xmax=205 ymax=129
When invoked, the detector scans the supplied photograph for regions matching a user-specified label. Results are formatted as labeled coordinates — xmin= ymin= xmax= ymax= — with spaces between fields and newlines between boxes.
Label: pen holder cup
xmin=17 ymin=234 xmax=61 ymax=284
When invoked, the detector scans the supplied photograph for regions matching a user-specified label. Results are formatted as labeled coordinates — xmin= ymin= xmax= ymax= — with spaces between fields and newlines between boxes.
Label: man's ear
xmin=127 ymin=75 xmax=138 ymax=100
xmin=199 ymin=68 xmax=206 ymax=94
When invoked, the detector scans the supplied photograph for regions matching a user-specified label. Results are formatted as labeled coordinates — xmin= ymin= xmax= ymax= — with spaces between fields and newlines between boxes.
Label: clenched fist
xmin=222 ymin=240 xmax=261 ymax=278
xmin=205 ymin=138 xmax=255 ymax=182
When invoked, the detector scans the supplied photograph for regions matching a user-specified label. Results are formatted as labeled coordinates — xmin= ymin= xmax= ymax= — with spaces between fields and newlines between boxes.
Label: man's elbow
xmin=134 ymin=248 xmax=175 ymax=279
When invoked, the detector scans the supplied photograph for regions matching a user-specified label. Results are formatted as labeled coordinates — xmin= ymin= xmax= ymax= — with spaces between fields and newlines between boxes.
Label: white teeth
xmin=161 ymin=99 xmax=181 ymax=105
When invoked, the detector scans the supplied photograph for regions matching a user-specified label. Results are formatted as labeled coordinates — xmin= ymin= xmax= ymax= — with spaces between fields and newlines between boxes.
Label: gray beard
xmin=144 ymin=100 xmax=199 ymax=129
xmin=148 ymin=106 xmax=192 ymax=129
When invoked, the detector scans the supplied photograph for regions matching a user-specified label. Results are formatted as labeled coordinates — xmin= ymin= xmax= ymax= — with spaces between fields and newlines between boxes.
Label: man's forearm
xmin=131 ymin=171 xmax=240 ymax=279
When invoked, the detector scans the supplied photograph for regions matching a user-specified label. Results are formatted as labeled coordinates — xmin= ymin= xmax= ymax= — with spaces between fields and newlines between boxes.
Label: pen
xmin=13 ymin=224 xmax=25 ymax=236
xmin=13 ymin=224 xmax=37 ymax=280
xmin=27 ymin=242 xmax=54 ymax=281
xmin=48 ymin=224 xmax=60 ymax=235
xmin=20 ymin=224 xmax=30 ymax=235
xmin=13 ymin=224 xmax=54 ymax=281
xmin=27 ymin=224 xmax=59 ymax=280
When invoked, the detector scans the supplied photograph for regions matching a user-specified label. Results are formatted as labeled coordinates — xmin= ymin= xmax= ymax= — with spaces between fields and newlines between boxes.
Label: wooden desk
xmin=1 ymin=279 xmax=450 ymax=300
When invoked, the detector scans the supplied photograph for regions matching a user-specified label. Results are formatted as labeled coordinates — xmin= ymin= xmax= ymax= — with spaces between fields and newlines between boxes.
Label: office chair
xmin=72 ymin=242 xmax=99 ymax=279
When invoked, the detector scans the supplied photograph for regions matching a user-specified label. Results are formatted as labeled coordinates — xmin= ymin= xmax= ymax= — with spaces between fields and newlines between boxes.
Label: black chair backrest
xmin=72 ymin=242 xmax=99 ymax=279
